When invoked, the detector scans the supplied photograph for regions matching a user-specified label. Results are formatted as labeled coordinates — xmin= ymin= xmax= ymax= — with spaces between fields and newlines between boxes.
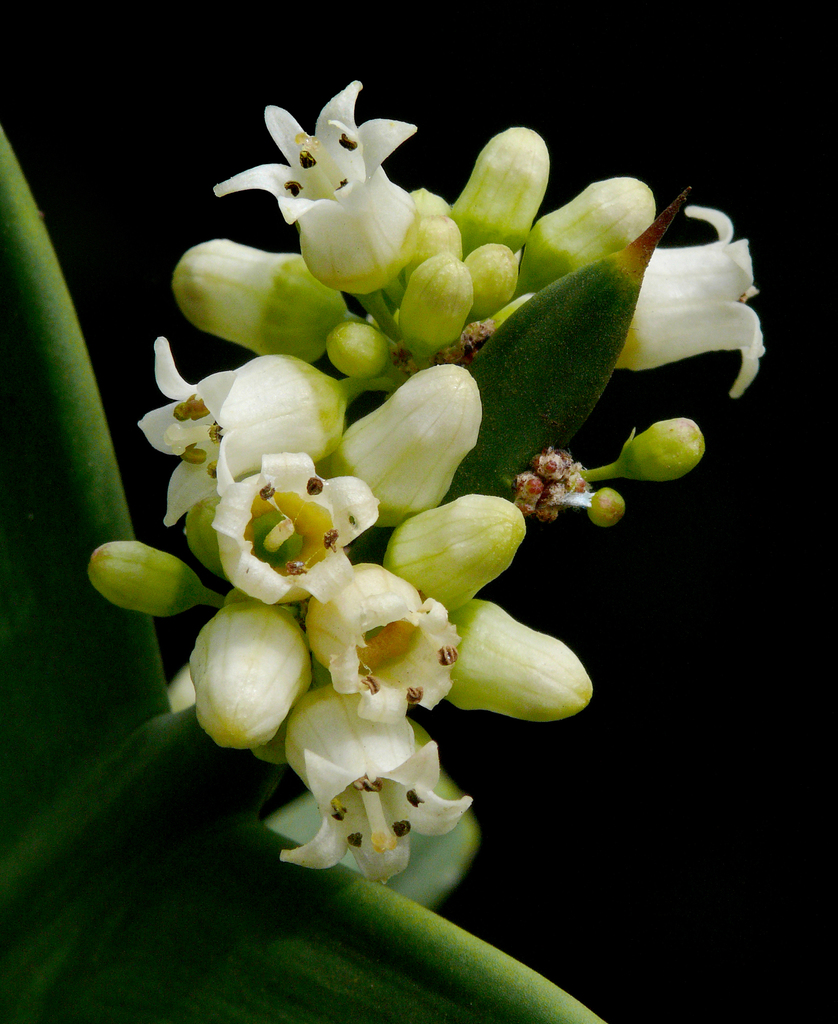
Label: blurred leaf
xmin=0 ymin=124 xmax=167 ymax=848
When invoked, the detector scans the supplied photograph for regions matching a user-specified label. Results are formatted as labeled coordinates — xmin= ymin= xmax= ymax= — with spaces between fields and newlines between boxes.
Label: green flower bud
xmin=410 ymin=188 xmax=452 ymax=217
xmin=172 ymin=241 xmax=347 ymax=362
xmin=586 ymin=419 xmax=706 ymax=483
xmin=185 ymin=496 xmax=226 ymax=579
xmin=587 ymin=487 xmax=626 ymax=527
xmin=326 ymin=320 xmax=390 ymax=378
xmin=88 ymin=541 xmax=223 ymax=616
xmin=446 ymin=600 xmax=592 ymax=721
xmin=190 ymin=601 xmax=311 ymax=749
xmin=517 ymin=178 xmax=656 ymax=294
xmin=464 ymin=243 xmax=518 ymax=319
xmin=398 ymin=254 xmax=474 ymax=359
xmin=404 ymin=216 xmax=464 ymax=278
xmin=328 ymin=365 xmax=481 ymax=526
xmin=383 ymin=495 xmax=525 ymax=611
xmin=620 ymin=419 xmax=705 ymax=480
xmin=451 ymin=127 xmax=550 ymax=256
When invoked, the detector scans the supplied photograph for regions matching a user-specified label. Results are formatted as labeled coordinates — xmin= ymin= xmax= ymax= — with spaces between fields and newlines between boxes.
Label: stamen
xmin=299 ymin=150 xmax=316 ymax=169
xmin=180 ymin=443 xmax=206 ymax=465
xmin=306 ymin=477 xmax=324 ymax=495
xmin=362 ymin=675 xmax=381 ymax=695
xmin=406 ymin=687 xmax=423 ymax=704
xmin=284 ymin=181 xmax=302 ymax=197
xmin=330 ymin=798 xmax=347 ymax=821
xmin=406 ymin=789 xmax=423 ymax=807
xmin=339 ymin=133 xmax=358 ymax=150
xmin=347 ymin=832 xmax=362 ymax=847
xmin=392 ymin=820 xmax=411 ymax=838
xmin=173 ymin=395 xmax=209 ymax=422
xmin=324 ymin=529 xmax=339 ymax=551
xmin=438 ymin=646 xmax=458 ymax=666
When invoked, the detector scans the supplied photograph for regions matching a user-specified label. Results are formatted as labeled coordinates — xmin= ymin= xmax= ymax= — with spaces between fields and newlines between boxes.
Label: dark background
xmin=2 ymin=18 xmax=827 ymax=1024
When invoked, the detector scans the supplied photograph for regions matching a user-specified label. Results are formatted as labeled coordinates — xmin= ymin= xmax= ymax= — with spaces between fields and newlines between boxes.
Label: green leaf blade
xmin=0 ymin=125 xmax=168 ymax=844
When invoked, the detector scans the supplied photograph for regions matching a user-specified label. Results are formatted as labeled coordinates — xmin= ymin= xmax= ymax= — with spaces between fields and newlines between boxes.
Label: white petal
xmin=153 ymin=337 xmax=193 ymax=400
xmin=684 ymin=204 xmax=734 ymax=244
xmin=314 ymin=81 xmax=363 ymax=140
xmin=213 ymin=163 xmax=293 ymax=204
xmin=264 ymin=105 xmax=307 ymax=165
xmin=356 ymin=118 xmax=417 ymax=176
xmin=280 ymin=815 xmax=348 ymax=870
xmin=163 ymin=461 xmax=218 ymax=527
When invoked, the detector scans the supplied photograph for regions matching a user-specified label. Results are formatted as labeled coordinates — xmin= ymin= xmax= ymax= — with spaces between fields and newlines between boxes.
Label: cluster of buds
xmin=90 ymin=80 xmax=760 ymax=884
xmin=513 ymin=448 xmax=591 ymax=522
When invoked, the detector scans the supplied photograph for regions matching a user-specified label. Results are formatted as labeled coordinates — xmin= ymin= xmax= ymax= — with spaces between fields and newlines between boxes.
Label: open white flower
xmin=212 ymin=452 xmax=378 ymax=605
xmin=618 ymin=206 xmax=764 ymax=397
xmin=280 ymin=686 xmax=471 ymax=882
xmin=214 ymin=81 xmax=418 ymax=295
xmin=138 ymin=338 xmax=348 ymax=524
xmin=306 ymin=563 xmax=459 ymax=723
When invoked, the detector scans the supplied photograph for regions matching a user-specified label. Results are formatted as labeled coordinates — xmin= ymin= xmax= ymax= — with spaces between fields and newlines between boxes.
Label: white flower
xmin=212 ymin=452 xmax=379 ymax=605
xmin=280 ymin=686 xmax=471 ymax=882
xmin=138 ymin=338 xmax=348 ymax=524
xmin=214 ymin=81 xmax=418 ymax=295
xmin=189 ymin=600 xmax=311 ymax=749
xmin=618 ymin=206 xmax=764 ymax=397
xmin=306 ymin=563 xmax=459 ymax=723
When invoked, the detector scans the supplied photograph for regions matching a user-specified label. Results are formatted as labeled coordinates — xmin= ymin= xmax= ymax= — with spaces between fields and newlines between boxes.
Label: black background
xmin=2 ymin=16 xmax=828 ymax=1024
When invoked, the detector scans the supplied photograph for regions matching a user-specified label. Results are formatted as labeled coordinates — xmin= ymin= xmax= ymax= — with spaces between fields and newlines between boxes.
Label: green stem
xmin=353 ymin=288 xmax=402 ymax=341
xmin=581 ymin=461 xmax=622 ymax=483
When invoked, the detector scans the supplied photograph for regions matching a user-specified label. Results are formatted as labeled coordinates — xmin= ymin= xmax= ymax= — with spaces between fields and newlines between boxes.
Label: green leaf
xmin=0 ymin=710 xmax=606 ymax=1024
xmin=0 ymin=125 xmax=168 ymax=848
xmin=444 ymin=193 xmax=689 ymax=504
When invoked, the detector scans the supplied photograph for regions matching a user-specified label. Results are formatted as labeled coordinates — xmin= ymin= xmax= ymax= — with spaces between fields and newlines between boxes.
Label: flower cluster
xmin=91 ymin=81 xmax=762 ymax=885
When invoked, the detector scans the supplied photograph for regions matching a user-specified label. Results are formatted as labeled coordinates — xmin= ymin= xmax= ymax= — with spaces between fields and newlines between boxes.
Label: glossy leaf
xmin=445 ymin=193 xmax=689 ymax=504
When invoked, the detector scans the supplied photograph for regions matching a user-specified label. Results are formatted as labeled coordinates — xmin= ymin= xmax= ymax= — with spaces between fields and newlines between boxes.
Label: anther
xmin=339 ymin=133 xmax=358 ymax=150
xmin=392 ymin=820 xmax=411 ymax=838
xmin=284 ymin=181 xmax=302 ymax=197
xmin=347 ymin=832 xmax=362 ymax=847
xmin=406 ymin=687 xmax=423 ymax=704
xmin=324 ymin=529 xmax=339 ymax=551
xmin=306 ymin=477 xmax=324 ymax=495
xmin=299 ymin=150 xmax=316 ymax=169
xmin=438 ymin=646 xmax=458 ymax=666
xmin=406 ymin=789 xmax=423 ymax=807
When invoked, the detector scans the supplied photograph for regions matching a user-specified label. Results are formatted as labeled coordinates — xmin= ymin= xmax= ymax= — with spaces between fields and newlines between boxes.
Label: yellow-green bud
xmin=447 ymin=600 xmax=592 ymax=721
xmin=172 ymin=241 xmax=347 ymax=362
xmin=617 ymin=419 xmax=706 ymax=481
xmin=398 ymin=253 xmax=474 ymax=359
xmin=383 ymin=495 xmax=526 ymax=611
xmin=410 ymin=188 xmax=452 ymax=217
xmin=404 ymin=216 xmax=464 ymax=278
xmin=464 ymin=243 xmax=518 ymax=319
xmin=517 ymin=178 xmax=656 ymax=294
xmin=587 ymin=487 xmax=626 ymax=527
xmin=326 ymin=320 xmax=390 ymax=378
xmin=451 ymin=127 xmax=550 ymax=256
xmin=88 ymin=541 xmax=223 ymax=616
xmin=185 ymin=497 xmax=226 ymax=580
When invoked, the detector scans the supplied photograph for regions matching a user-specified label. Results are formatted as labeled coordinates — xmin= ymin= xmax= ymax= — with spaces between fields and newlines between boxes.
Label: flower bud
xmin=451 ymin=127 xmax=550 ymax=255
xmin=517 ymin=178 xmax=656 ymax=294
xmin=615 ymin=419 xmax=706 ymax=481
xmin=398 ymin=254 xmax=474 ymax=359
xmin=190 ymin=601 xmax=311 ymax=749
xmin=172 ymin=242 xmax=347 ymax=362
xmin=383 ymin=495 xmax=525 ymax=611
xmin=410 ymin=188 xmax=452 ymax=217
xmin=446 ymin=600 xmax=592 ymax=721
xmin=185 ymin=496 xmax=226 ymax=579
xmin=403 ymin=216 xmax=464 ymax=277
xmin=327 ymin=365 xmax=482 ymax=526
xmin=464 ymin=243 xmax=518 ymax=319
xmin=587 ymin=487 xmax=625 ymax=527
xmin=326 ymin=320 xmax=390 ymax=378
xmin=88 ymin=541 xmax=223 ymax=616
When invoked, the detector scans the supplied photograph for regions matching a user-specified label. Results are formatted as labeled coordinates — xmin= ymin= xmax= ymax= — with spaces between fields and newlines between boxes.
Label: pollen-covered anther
xmin=306 ymin=477 xmax=324 ymax=495
xmin=339 ymin=132 xmax=358 ymax=150
xmin=406 ymin=789 xmax=423 ymax=807
xmin=180 ymin=444 xmax=207 ymax=465
xmin=260 ymin=484 xmax=276 ymax=500
xmin=299 ymin=150 xmax=316 ymax=169
xmin=392 ymin=820 xmax=411 ymax=837
xmin=173 ymin=395 xmax=210 ymax=422
xmin=362 ymin=675 xmax=381 ymax=695
xmin=406 ymin=686 xmax=424 ymax=704
xmin=285 ymin=560 xmax=307 ymax=575
xmin=353 ymin=774 xmax=383 ymax=792
xmin=324 ymin=529 xmax=339 ymax=551
xmin=330 ymin=798 xmax=347 ymax=821
xmin=284 ymin=181 xmax=302 ymax=196
xmin=438 ymin=646 xmax=458 ymax=666
xmin=206 ymin=461 xmax=218 ymax=479
xmin=347 ymin=832 xmax=363 ymax=847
